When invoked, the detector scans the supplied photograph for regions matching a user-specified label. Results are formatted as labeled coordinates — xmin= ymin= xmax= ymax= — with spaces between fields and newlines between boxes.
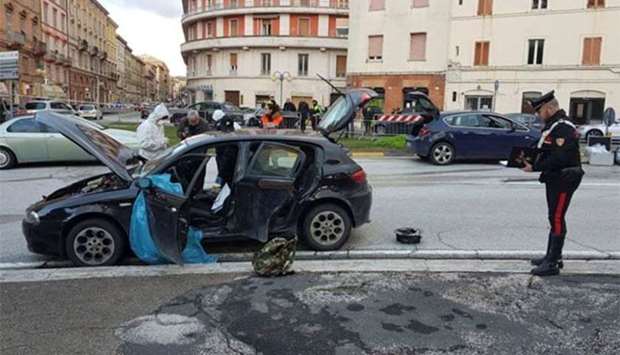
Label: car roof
xmin=440 ymin=111 xmax=509 ymax=117
xmin=180 ymin=129 xmax=336 ymax=150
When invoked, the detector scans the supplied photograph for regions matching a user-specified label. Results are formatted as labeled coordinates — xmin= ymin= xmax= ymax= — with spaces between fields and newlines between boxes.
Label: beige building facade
xmin=1 ymin=0 xmax=46 ymax=102
xmin=180 ymin=0 xmax=350 ymax=108
xmin=348 ymin=0 xmax=620 ymax=124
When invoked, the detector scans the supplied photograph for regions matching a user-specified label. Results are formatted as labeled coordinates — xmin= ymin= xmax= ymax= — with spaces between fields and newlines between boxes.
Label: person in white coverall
xmin=137 ymin=103 xmax=169 ymax=160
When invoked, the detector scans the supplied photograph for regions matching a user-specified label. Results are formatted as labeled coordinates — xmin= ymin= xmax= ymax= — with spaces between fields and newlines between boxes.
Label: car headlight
xmin=25 ymin=211 xmax=40 ymax=225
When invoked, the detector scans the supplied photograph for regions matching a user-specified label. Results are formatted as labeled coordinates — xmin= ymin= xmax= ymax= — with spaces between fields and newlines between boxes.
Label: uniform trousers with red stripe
xmin=545 ymin=179 xmax=581 ymax=239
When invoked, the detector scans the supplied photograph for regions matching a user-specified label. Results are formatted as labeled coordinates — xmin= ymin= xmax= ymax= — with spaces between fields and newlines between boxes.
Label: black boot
xmin=531 ymin=237 xmax=564 ymax=276
xmin=531 ymin=235 xmax=564 ymax=269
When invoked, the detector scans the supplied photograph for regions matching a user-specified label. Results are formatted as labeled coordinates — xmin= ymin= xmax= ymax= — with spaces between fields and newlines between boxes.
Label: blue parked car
xmin=406 ymin=111 xmax=542 ymax=165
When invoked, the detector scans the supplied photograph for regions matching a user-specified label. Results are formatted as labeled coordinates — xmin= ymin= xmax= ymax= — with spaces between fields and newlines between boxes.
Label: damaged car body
xmin=23 ymin=89 xmax=377 ymax=266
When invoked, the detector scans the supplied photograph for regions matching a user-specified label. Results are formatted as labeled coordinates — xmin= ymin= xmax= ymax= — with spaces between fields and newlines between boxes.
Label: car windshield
xmin=80 ymin=105 xmax=95 ymax=110
xmin=319 ymin=96 xmax=352 ymax=133
xmin=25 ymin=102 xmax=46 ymax=110
xmin=223 ymin=103 xmax=239 ymax=112
xmin=135 ymin=141 xmax=189 ymax=177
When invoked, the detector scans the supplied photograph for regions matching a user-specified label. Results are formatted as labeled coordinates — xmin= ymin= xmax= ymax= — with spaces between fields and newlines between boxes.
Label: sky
xmin=99 ymin=0 xmax=186 ymax=76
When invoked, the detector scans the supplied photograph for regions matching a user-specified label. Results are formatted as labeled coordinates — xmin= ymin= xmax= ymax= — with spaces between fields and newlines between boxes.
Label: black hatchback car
xmin=23 ymin=89 xmax=377 ymax=266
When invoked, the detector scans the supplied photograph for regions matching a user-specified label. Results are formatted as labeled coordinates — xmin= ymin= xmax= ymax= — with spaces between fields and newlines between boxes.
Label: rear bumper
xmin=406 ymin=135 xmax=431 ymax=156
xmin=349 ymin=186 xmax=372 ymax=227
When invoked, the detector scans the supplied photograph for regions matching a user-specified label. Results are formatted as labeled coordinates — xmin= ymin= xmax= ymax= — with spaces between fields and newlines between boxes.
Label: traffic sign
xmin=0 ymin=51 xmax=19 ymax=80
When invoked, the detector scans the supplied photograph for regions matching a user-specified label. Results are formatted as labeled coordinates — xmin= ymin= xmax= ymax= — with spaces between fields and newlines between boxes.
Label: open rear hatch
xmin=36 ymin=111 xmax=136 ymax=182
xmin=318 ymin=89 xmax=378 ymax=142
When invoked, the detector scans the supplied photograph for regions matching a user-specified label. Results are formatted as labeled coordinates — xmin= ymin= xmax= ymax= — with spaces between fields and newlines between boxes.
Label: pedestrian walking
xmin=137 ymin=103 xmax=169 ymax=160
xmin=521 ymin=91 xmax=584 ymax=277
xmin=177 ymin=109 xmax=209 ymax=140
xmin=298 ymin=101 xmax=311 ymax=133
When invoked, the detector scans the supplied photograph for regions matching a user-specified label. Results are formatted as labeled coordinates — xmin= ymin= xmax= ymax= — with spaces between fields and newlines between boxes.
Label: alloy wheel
xmin=309 ymin=211 xmax=346 ymax=247
xmin=432 ymin=144 xmax=454 ymax=165
xmin=0 ymin=151 xmax=9 ymax=168
xmin=73 ymin=227 xmax=116 ymax=266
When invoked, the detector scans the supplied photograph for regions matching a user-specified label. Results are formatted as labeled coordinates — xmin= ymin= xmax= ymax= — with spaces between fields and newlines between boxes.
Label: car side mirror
xmin=136 ymin=177 xmax=152 ymax=190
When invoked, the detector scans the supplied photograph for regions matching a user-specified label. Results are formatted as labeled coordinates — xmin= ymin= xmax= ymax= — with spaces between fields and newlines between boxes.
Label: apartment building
xmin=40 ymin=0 xmax=70 ymax=99
xmin=348 ymin=0 xmax=451 ymax=113
xmin=1 ymin=0 xmax=46 ymax=101
xmin=180 ymin=0 xmax=350 ymax=108
xmin=139 ymin=55 xmax=171 ymax=102
xmin=66 ymin=0 xmax=113 ymax=103
xmin=348 ymin=0 xmax=620 ymax=124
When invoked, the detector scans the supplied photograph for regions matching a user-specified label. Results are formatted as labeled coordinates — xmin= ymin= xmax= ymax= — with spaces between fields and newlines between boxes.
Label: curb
xmin=2 ymin=259 xmax=620 ymax=284
xmin=1 ymin=250 xmax=619 ymax=270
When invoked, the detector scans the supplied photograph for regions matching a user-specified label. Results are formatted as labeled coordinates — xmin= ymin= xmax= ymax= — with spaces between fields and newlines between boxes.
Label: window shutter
xmin=369 ymin=0 xmax=385 ymax=11
xmin=412 ymin=0 xmax=429 ymax=8
xmin=409 ymin=33 xmax=427 ymax=60
xmin=582 ymin=38 xmax=592 ymax=65
xmin=368 ymin=35 xmax=383 ymax=59
xmin=482 ymin=42 xmax=490 ymax=65
xmin=336 ymin=55 xmax=347 ymax=77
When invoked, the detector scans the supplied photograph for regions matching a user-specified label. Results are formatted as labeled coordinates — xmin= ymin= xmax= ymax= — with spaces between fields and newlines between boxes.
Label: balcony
xmin=181 ymin=35 xmax=347 ymax=53
xmin=89 ymin=46 xmax=99 ymax=57
xmin=98 ymin=51 xmax=108 ymax=61
xmin=79 ymin=39 xmax=88 ymax=51
xmin=45 ymin=50 xmax=58 ymax=62
xmin=183 ymin=0 xmax=348 ymax=21
xmin=33 ymin=40 xmax=47 ymax=56
xmin=7 ymin=31 xmax=26 ymax=49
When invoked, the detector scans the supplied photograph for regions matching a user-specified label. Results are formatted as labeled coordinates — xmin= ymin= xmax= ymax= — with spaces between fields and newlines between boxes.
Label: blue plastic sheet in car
xmin=129 ymin=174 xmax=217 ymax=265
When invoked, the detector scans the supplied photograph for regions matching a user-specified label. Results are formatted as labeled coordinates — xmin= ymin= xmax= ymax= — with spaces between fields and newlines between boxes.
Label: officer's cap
xmin=529 ymin=90 xmax=556 ymax=112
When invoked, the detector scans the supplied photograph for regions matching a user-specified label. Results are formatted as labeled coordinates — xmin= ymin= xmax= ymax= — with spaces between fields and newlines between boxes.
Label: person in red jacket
xmin=261 ymin=101 xmax=283 ymax=128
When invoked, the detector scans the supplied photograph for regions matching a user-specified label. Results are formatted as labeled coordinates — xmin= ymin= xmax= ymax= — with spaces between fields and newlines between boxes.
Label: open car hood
xmin=36 ymin=111 xmax=135 ymax=182
xmin=319 ymin=88 xmax=378 ymax=138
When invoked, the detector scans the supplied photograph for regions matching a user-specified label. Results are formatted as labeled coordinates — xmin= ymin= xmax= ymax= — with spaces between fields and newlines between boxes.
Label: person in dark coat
xmin=177 ymin=109 xmax=209 ymax=140
xmin=521 ymin=90 xmax=584 ymax=277
xmin=283 ymin=98 xmax=296 ymax=112
xmin=298 ymin=101 xmax=311 ymax=133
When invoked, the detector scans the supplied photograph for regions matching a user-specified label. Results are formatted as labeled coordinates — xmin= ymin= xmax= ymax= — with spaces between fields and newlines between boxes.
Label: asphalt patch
xmin=115 ymin=272 xmax=620 ymax=355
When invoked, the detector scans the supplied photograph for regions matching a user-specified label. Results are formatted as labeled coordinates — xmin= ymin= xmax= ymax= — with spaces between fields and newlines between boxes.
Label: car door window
xmin=7 ymin=118 xmax=48 ymax=133
xmin=248 ymin=143 xmax=303 ymax=178
xmin=50 ymin=102 xmax=65 ymax=110
xmin=25 ymin=102 xmax=47 ymax=110
xmin=453 ymin=115 xmax=480 ymax=128
xmin=486 ymin=115 xmax=513 ymax=129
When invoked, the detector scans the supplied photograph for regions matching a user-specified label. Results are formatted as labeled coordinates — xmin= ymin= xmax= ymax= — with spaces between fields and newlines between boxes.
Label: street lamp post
xmin=272 ymin=71 xmax=291 ymax=105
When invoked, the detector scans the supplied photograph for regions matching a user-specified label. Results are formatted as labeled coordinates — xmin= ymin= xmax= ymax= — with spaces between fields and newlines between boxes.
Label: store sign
xmin=0 ymin=51 xmax=19 ymax=80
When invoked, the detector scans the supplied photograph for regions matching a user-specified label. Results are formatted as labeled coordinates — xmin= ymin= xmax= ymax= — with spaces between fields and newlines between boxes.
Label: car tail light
xmin=351 ymin=169 xmax=367 ymax=184
xmin=418 ymin=126 xmax=431 ymax=137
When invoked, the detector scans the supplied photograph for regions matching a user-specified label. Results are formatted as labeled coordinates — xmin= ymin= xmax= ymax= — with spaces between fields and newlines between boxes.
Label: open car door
xmin=228 ymin=142 xmax=306 ymax=242
xmin=139 ymin=155 xmax=211 ymax=264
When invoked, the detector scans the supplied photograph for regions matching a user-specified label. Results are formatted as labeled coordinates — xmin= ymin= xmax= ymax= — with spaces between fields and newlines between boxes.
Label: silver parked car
xmin=78 ymin=104 xmax=103 ymax=120
xmin=577 ymin=120 xmax=620 ymax=140
xmin=0 ymin=115 xmax=140 ymax=169
xmin=24 ymin=100 xmax=77 ymax=115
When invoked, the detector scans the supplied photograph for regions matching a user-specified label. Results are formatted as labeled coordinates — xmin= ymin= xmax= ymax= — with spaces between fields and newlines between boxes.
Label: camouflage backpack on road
xmin=252 ymin=237 xmax=297 ymax=277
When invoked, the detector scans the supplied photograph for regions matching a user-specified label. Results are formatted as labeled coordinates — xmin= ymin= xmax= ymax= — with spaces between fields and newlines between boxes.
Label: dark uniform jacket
xmin=533 ymin=110 xmax=582 ymax=183
xmin=177 ymin=118 xmax=210 ymax=139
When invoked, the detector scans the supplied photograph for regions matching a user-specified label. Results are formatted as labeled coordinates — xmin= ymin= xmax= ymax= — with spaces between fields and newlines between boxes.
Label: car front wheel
xmin=302 ymin=204 xmax=352 ymax=251
xmin=430 ymin=142 xmax=455 ymax=165
xmin=65 ymin=219 xmax=126 ymax=267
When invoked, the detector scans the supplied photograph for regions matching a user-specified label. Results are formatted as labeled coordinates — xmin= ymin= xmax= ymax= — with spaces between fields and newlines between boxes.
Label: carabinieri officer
xmin=521 ymin=91 xmax=584 ymax=277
